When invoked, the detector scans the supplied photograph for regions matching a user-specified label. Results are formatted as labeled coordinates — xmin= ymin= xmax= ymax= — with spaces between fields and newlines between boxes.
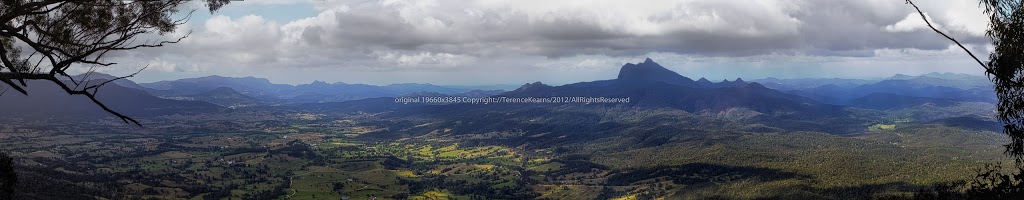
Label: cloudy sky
xmin=88 ymin=0 xmax=993 ymax=86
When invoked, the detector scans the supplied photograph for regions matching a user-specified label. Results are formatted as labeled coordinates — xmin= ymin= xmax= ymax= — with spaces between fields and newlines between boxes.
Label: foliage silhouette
xmin=0 ymin=0 xmax=231 ymax=126
xmin=978 ymin=0 xmax=1024 ymax=163
xmin=0 ymin=153 xmax=13 ymax=200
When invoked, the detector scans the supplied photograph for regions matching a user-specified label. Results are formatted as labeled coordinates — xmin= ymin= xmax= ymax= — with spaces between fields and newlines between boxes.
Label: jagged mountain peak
xmin=616 ymin=58 xmax=694 ymax=85
xmin=513 ymin=81 xmax=550 ymax=92
xmin=889 ymin=74 xmax=914 ymax=80
xmin=747 ymin=82 xmax=766 ymax=89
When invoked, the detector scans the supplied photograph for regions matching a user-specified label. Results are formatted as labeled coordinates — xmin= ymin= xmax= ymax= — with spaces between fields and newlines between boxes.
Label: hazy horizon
xmin=106 ymin=60 xmax=987 ymax=87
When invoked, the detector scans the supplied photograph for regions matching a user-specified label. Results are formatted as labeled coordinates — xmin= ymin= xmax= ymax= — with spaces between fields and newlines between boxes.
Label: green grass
xmin=869 ymin=123 xmax=897 ymax=132
xmin=528 ymin=162 xmax=563 ymax=172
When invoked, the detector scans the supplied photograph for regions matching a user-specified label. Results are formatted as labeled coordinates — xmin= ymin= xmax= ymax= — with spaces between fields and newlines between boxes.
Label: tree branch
xmin=0 ymin=72 xmax=141 ymax=126
xmin=83 ymin=64 xmax=147 ymax=91
xmin=905 ymin=0 xmax=1024 ymax=88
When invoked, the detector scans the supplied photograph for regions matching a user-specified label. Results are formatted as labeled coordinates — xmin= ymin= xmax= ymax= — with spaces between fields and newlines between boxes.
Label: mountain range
xmin=138 ymin=75 xmax=512 ymax=104
xmin=0 ymin=58 xmax=999 ymax=129
xmin=501 ymin=58 xmax=829 ymax=115
xmin=764 ymin=75 xmax=996 ymax=107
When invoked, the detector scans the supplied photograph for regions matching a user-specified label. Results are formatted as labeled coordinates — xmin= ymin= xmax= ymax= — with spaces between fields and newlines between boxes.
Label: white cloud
xmin=884 ymin=13 xmax=939 ymax=32
xmin=372 ymin=51 xmax=475 ymax=67
xmin=147 ymin=58 xmax=180 ymax=72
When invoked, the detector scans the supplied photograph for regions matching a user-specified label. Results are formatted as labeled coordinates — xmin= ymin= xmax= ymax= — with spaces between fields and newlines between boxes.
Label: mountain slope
xmin=923 ymin=115 xmax=1002 ymax=132
xmin=0 ymin=79 xmax=222 ymax=119
xmin=69 ymin=73 xmax=150 ymax=91
xmin=182 ymin=87 xmax=260 ymax=107
xmin=140 ymin=75 xmax=291 ymax=98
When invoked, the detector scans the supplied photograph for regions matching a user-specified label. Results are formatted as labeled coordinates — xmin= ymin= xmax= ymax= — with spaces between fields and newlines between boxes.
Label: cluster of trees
xmin=0 ymin=153 xmax=13 ymax=200
xmin=402 ymin=175 xmax=538 ymax=199
xmin=10 ymin=164 xmax=117 ymax=199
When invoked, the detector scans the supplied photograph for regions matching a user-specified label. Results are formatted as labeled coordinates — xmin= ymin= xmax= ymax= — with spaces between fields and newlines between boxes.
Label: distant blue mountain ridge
xmin=0 ymin=59 xmax=998 ymax=119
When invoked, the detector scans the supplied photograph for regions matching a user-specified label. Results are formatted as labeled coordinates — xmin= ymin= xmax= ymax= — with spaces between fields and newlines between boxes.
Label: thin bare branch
xmin=905 ymin=0 xmax=1024 ymax=88
xmin=83 ymin=64 xmax=148 ymax=91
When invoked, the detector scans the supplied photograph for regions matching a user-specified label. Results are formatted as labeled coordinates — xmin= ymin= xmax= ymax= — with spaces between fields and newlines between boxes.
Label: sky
xmin=83 ymin=0 xmax=995 ymax=86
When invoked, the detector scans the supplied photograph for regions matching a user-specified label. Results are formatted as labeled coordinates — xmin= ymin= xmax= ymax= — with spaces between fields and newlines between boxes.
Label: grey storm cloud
xmin=281 ymin=0 xmax=989 ymax=58
xmin=85 ymin=0 xmax=995 ymax=85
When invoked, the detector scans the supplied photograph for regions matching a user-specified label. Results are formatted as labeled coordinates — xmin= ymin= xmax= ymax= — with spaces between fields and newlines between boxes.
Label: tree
xmin=905 ymin=0 xmax=1024 ymax=162
xmin=0 ymin=153 xmax=13 ymax=200
xmin=978 ymin=0 xmax=1024 ymax=163
xmin=0 ymin=0 xmax=230 ymax=126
